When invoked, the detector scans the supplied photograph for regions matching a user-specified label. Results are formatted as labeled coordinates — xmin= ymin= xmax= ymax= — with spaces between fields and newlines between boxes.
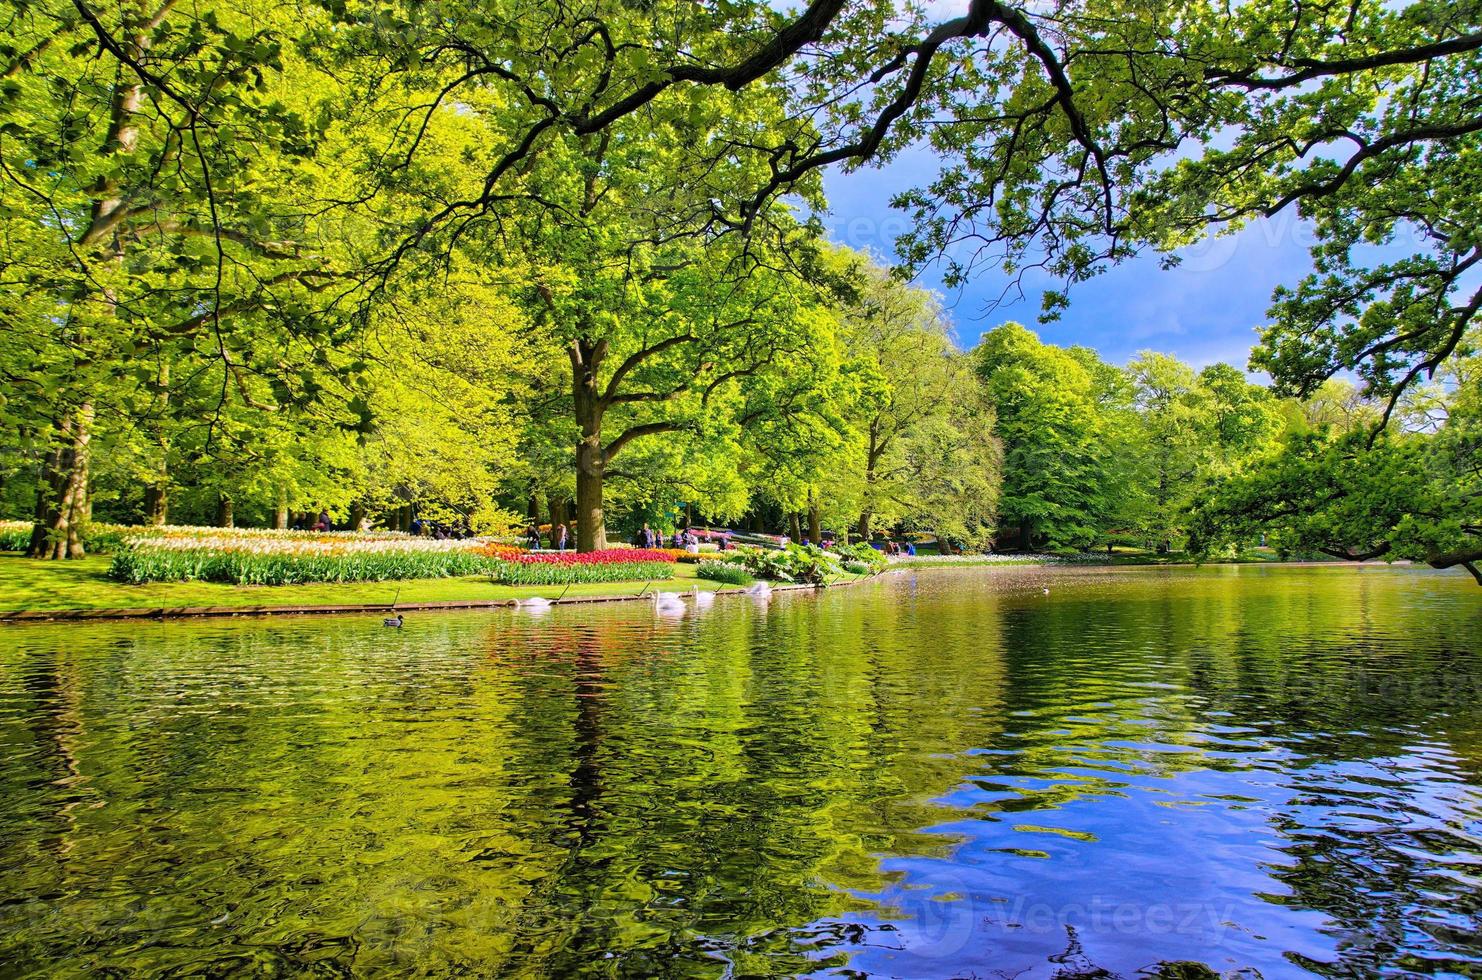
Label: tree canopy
xmin=0 ymin=0 xmax=1477 ymax=582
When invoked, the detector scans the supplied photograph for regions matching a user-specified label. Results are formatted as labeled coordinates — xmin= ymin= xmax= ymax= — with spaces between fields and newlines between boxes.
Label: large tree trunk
xmin=142 ymin=362 xmax=170 ymax=526
xmin=856 ymin=512 xmax=871 ymax=542
xmin=808 ymin=494 xmax=821 ymax=545
xmin=27 ymin=406 xmax=93 ymax=560
xmin=576 ymin=441 xmax=607 ymax=552
xmin=348 ymin=501 xmax=365 ymax=532
xmin=216 ymin=492 xmax=234 ymax=528
xmin=274 ymin=487 xmax=289 ymax=529
xmin=789 ymin=512 xmax=802 ymax=544
xmin=549 ymin=496 xmax=569 ymax=544
xmin=573 ymin=340 xmax=609 ymax=552
xmin=143 ymin=480 xmax=168 ymax=526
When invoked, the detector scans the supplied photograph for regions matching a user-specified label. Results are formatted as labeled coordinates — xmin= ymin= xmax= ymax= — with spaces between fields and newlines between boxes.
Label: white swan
xmin=652 ymin=591 xmax=687 ymax=615
xmin=744 ymin=581 xmax=772 ymax=598
xmin=690 ymin=586 xmax=716 ymax=607
xmin=515 ymin=596 xmax=552 ymax=609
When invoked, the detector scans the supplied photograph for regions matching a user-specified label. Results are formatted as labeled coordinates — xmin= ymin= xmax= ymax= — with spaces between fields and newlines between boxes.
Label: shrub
xmin=732 ymin=543 xmax=844 ymax=584
xmin=835 ymin=542 xmax=888 ymax=571
xmin=696 ymin=560 xmax=753 ymax=585
xmin=842 ymin=561 xmax=874 ymax=575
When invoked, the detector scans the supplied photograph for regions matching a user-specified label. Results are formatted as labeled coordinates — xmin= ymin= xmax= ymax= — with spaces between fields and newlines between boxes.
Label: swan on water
xmin=744 ymin=582 xmax=772 ymax=598
xmin=690 ymin=586 xmax=716 ymax=607
xmin=516 ymin=596 xmax=552 ymax=609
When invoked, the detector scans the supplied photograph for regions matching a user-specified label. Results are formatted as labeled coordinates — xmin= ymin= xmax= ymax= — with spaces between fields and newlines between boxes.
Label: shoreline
xmin=0 ymin=576 xmax=871 ymax=624
xmin=0 ymin=556 xmax=1417 ymax=625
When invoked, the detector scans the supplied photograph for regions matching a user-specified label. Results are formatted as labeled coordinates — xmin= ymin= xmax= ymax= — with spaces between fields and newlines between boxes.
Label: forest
xmin=0 ymin=0 xmax=1477 ymax=581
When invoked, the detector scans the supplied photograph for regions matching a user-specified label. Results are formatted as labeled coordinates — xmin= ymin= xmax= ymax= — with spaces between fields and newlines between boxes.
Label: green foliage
xmin=835 ymin=542 xmax=887 ymax=571
xmin=730 ymin=544 xmax=844 ymax=584
xmin=1191 ymin=363 xmax=1481 ymax=579
xmin=1 ymin=521 xmax=127 ymax=555
xmin=0 ymin=525 xmax=30 ymax=552
xmin=695 ymin=561 xmax=754 ymax=586
xmin=109 ymin=546 xmax=500 ymax=586
xmin=973 ymin=324 xmax=1118 ymax=550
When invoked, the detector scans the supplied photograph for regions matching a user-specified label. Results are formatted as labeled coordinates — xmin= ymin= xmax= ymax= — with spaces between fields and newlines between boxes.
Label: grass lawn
xmin=0 ymin=553 xmax=724 ymax=613
xmin=1099 ymin=547 xmax=1300 ymax=565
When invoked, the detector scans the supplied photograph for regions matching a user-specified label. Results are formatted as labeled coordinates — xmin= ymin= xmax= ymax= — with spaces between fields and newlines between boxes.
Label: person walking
xmin=554 ymin=523 xmax=568 ymax=552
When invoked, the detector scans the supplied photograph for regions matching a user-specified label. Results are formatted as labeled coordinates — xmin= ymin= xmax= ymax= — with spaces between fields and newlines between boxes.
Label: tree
xmin=896 ymin=357 xmax=1002 ymax=552
xmin=1125 ymin=353 xmax=1208 ymax=549
xmin=371 ymin=35 xmax=839 ymax=550
xmin=1191 ymin=368 xmax=1482 ymax=583
xmin=973 ymin=324 xmax=1114 ymax=550
xmin=835 ymin=263 xmax=959 ymax=541
xmin=0 ymin=0 xmax=364 ymax=555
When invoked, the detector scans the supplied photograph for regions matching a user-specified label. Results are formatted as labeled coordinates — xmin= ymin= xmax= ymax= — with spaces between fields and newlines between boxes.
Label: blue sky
xmin=820 ymin=145 xmax=1317 ymax=373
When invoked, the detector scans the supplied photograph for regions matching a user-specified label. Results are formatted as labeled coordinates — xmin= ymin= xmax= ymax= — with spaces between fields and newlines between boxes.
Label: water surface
xmin=2 ymin=565 xmax=1479 ymax=976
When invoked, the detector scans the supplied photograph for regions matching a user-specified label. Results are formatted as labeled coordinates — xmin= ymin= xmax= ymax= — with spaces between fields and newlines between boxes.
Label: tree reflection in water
xmin=0 ymin=564 xmax=1477 ymax=976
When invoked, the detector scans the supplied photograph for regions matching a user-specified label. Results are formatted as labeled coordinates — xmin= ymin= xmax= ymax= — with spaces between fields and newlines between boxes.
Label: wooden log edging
xmin=0 ymin=575 xmax=878 ymax=625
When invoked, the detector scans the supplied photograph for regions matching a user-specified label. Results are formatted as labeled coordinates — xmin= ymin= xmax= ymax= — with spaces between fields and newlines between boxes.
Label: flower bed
xmin=109 ymin=539 xmax=504 ymax=585
xmin=0 ymin=520 xmax=30 ymax=551
xmin=487 ymin=548 xmax=676 ymax=586
xmin=0 ymin=520 xmax=425 ymax=555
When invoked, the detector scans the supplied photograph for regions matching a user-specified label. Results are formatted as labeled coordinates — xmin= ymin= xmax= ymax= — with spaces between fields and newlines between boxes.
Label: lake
xmin=1 ymin=564 xmax=1479 ymax=977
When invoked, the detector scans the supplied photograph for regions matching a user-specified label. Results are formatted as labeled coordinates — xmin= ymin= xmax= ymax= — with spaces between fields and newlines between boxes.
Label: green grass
xmin=1097 ymin=547 xmax=1305 ymax=566
xmin=0 ymin=553 xmax=722 ymax=613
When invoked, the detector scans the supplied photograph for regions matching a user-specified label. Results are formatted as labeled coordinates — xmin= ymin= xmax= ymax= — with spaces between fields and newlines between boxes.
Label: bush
xmin=731 ymin=543 xmax=844 ymax=584
xmin=835 ymin=542 xmax=888 ymax=571
xmin=696 ymin=560 xmax=753 ymax=586
xmin=841 ymin=561 xmax=874 ymax=575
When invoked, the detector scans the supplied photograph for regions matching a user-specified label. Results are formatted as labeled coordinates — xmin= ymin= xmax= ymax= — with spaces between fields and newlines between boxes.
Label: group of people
xmin=527 ymin=523 xmax=571 ymax=551
xmin=879 ymin=539 xmax=917 ymax=556
xmin=633 ymin=524 xmax=703 ymax=551
xmin=413 ymin=518 xmax=472 ymax=540
xmin=290 ymin=507 xmax=333 ymax=532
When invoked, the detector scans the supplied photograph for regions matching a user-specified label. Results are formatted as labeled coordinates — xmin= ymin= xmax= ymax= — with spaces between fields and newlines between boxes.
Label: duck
xmin=382 ymin=613 xmax=404 ymax=628
xmin=690 ymin=585 xmax=717 ymax=607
